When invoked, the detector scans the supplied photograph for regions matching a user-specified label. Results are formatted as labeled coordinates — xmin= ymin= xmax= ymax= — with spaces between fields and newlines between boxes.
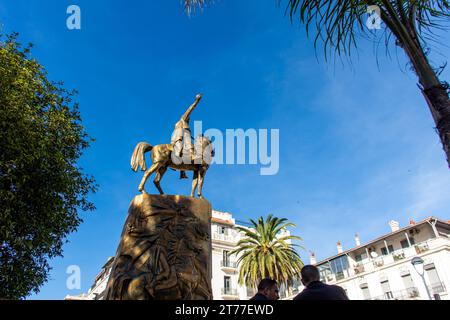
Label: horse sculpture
xmin=130 ymin=135 xmax=214 ymax=198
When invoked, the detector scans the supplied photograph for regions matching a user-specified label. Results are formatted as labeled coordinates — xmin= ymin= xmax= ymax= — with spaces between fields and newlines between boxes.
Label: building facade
xmin=66 ymin=210 xmax=299 ymax=300
xmin=309 ymin=217 xmax=450 ymax=300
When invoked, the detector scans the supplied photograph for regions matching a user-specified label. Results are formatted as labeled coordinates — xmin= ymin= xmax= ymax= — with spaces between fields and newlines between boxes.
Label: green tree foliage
xmin=0 ymin=33 xmax=96 ymax=299
xmin=230 ymin=214 xmax=304 ymax=289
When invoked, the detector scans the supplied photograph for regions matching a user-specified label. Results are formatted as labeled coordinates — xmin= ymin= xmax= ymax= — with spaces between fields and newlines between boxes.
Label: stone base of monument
xmin=104 ymin=194 xmax=213 ymax=300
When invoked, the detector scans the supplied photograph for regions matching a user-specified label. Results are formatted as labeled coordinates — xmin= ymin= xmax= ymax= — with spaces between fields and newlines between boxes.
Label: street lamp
xmin=411 ymin=256 xmax=432 ymax=300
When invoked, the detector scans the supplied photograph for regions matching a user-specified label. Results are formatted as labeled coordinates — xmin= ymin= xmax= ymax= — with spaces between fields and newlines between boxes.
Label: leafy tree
xmin=0 ymin=33 xmax=96 ymax=299
xmin=230 ymin=215 xmax=304 ymax=289
xmin=184 ymin=0 xmax=450 ymax=168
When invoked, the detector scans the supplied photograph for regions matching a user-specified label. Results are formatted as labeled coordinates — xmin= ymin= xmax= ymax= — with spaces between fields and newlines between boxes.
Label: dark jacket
xmin=293 ymin=281 xmax=349 ymax=300
xmin=249 ymin=293 xmax=269 ymax=301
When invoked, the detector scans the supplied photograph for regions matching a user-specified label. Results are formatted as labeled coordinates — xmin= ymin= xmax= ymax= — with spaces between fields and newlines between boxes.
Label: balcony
xmin=220 ymin=260 xmax=238 ymax=273
xmin=324 ymin=274 xmax=335 ymax=283
xmin=351 ymin=239 xmax=442 ymax=276
xmin=221 ymin=288 xmax=238 ymax=299
xmin=353 ymin=263 xmax=365 ymax=275
xmin=414 ymin=242 xmax=430 ymax=254
xmin=428 ymin=282 xmax=446 ymax=295
xmin=335 ymin=271 xmax=345 ymax=281
xmin=370 ymin=287 xmax=420 ymax=300
xmin=372 ymin=258 xmax=384 ymax=268
xmin=392 ymin=251 xmax=406 ymax=262
xmin=325 ymin=238 xmax=445 ymax=282
xmin=212 ymin=232 xmax=237 ymax=243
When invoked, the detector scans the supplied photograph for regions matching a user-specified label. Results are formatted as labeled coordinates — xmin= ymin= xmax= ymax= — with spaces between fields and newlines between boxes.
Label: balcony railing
xmin=325 ymin=238 xmax=443 ymax=282
xmin=369 ymin=287 xmax=420 ymax=300
xmin=221 ymin=288 xmax=238 ymax=296
xmin=221 ymin=260 xmax=238 ymax=268
xmin=414 ymin=242 xmax=430 ymax=254
xmin=335 ymin=272 xmax=345 ymax=281
xmin=212 ymin=232 xmax=237 ymax=243
xmin=428 ymin=282 xmax=446 ymax=295
xmin=353 ymin=263 xmax=365 ymax=275
xmin=392 ymin=251 xmax=406 ymax=262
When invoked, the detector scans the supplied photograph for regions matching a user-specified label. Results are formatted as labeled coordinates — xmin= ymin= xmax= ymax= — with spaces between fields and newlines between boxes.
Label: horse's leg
xmin=154 ymin=166 xmax=167 ymax=195
xmin=191 ymin=170 xmax=199 ymax=198
xmin=197 ymin=169 xmax=206 ymax=199
xmin=138 ymin=163 xmax=160 ymax=193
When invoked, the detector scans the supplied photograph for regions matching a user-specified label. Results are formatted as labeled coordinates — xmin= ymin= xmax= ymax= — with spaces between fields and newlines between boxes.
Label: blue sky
xmin=1 ymin=1 xmax=449 ymax=299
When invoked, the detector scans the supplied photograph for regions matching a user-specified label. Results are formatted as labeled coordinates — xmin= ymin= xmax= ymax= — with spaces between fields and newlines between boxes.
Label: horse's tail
xmin=131 ymin=142 xmax=153 ymax=172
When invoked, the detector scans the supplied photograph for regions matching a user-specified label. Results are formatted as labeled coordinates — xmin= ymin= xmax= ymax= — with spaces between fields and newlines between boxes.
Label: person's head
xmin=257 ymin=278 xmax=279 ymax=300
xmin=300 ymin=265 xmax=321 ymax=287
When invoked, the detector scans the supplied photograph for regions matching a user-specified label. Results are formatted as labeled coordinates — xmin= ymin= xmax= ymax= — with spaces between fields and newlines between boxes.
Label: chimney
xmin=355 ymin=234 xmax=361 ymax=246
xmin=389 ymin=220 xmax=400 ymax=232
xmin=409 ymin=219 xmax=416 ymax=226
xmin=337 ymin=241 xmax=343 ymax=254
xmin=309 ymin=251 xmax=317 ymax=265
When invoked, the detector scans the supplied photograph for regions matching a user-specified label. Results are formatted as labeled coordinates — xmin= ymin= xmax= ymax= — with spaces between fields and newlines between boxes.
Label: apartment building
xmin=308 ymin=217 xmax=450 ymax=300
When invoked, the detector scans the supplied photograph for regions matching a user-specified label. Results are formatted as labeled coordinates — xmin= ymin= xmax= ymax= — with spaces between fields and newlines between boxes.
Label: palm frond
xmin=183 ymin=0 xmax=214 ymax=15
xmin=231 ymin=214 xmax=304 ymax=288
xmin=285 ymin=0 xmax=450 ymax=60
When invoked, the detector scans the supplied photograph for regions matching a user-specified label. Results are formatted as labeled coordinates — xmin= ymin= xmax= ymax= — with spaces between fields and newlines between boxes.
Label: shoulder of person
xmin=292 ymin=292 xmax=305 ymax=300
xmin=328 ymin=284 xmax=344 ymax=290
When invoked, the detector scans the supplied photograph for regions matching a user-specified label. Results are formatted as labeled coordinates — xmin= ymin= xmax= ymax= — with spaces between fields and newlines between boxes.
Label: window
xmin=425 ymin=264 xmax=442 ymax=288
xmin=318 ymin=263 xmax=332 ymax=282
xmin=355 ymin=254 xmax=362 ymax=262
xmin=424 ymin=264 xmax=446 ymax=295
xmin=400 ymin=240 xmax=408 ymax=249
xmin=380 ymin=245 xmax=394 ymax=256
xmin=401 ymin=274 xmax=415 ymax=289
xmin=381 ymin=280 xmax=393 ymax=299
xmin=360 ymin=284 xmax=371 ymax=300
xmin=223 ymin=250 xmax=230 ymax=266
xmin=330 ymin=256 xmax=350 ymax=277
xmin=400 ymin=238 xmax=415 ymax=249
xmin=218 ymin=226 xmax=228 ymax=235
xmin=335 ymin=271 xmax=345 ymax=280
xmin=224 ymin=276 xmax=231 ymax=293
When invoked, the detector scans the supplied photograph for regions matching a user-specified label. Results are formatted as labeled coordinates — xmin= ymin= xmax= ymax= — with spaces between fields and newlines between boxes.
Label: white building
xmin=66 ymin=210 xmax=299 ymax=300
xmin=65 ymin=257 xmax=114 ymax=300
xmin=308 ymin=217 xmax=450 ymax=300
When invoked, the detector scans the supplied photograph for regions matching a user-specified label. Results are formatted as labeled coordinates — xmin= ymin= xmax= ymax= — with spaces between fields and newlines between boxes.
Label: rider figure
xmin=171 ymin=94 xmax=202 ymax=179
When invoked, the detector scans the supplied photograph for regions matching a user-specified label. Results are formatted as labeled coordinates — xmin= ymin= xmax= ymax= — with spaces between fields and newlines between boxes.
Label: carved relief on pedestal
xmin=105 ymin=194 xmax=212 ymax=300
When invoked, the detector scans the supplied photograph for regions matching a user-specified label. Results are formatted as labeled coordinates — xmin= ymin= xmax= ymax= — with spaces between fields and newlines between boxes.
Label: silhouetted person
xmin=250 ymin=278 xmax=280 ymax=301
xmin=293 ymin=265 xmax=349 ymax=300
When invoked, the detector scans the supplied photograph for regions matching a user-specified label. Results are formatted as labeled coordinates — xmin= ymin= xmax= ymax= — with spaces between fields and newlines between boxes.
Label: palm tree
xmin=230 ymin=214 xmax=304 ymax=289
xmin=184 ymin=0 xmax=450 ymax=168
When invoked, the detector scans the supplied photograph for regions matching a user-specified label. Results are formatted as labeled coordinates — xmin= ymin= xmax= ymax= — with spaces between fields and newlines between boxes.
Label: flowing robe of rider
xmin=171 ymin=95 xmax=202 ymax=179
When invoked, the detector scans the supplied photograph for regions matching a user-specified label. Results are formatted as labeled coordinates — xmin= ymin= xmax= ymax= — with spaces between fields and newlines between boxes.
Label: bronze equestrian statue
xmin=130 ymin=94 xmax=214 ymax=198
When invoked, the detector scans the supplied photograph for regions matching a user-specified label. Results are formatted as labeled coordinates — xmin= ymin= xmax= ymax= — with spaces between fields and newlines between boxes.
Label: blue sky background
xmin=1 ymin=0 xmax=449 ymax=299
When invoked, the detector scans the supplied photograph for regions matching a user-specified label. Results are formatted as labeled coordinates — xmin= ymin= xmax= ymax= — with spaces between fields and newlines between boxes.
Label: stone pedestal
xmin=105 ymin=194 xmax=212 ymax=300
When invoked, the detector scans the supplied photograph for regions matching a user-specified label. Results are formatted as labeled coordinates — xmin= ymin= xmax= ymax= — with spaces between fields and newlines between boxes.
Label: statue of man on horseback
xmin=171 ymin=94 xmax=202 ymax=179
xmin=130 ymin=94 xmax=214 ymax=198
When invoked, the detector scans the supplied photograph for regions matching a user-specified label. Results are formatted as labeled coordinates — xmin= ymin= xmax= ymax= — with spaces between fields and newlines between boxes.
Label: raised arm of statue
xmin=181 ymin=94 xmax=202 ymax=122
